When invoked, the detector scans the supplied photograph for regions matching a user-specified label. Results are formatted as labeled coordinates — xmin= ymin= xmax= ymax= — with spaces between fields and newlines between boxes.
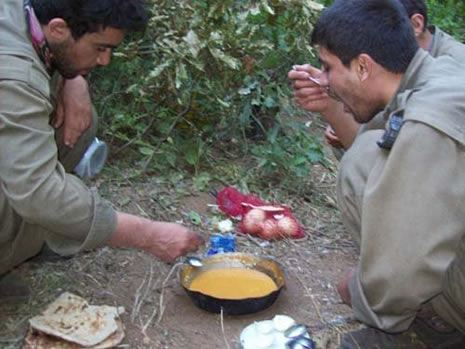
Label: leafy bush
xmin=90 ymin=0 xmax=325 ymax=180
xmin=428 ymin=0 xmax=465 ymax=41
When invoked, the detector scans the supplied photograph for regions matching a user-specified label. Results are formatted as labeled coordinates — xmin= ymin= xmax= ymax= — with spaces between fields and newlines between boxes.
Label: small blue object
xmin=206 ymin=234 xmax=236 ymax=256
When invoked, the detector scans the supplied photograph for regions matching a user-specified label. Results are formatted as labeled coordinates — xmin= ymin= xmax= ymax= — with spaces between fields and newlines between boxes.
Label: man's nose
xmin=97 ymin=50 xmax=112 ymax=66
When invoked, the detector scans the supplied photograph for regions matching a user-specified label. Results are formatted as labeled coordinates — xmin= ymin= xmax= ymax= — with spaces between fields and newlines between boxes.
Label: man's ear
xmin=354 ymin=54 xmax=372 ymax=82
xmin=410 ymin=14 xmax=425 ymax=37
xmin=46 ymin=19 xmax=71 ymax=42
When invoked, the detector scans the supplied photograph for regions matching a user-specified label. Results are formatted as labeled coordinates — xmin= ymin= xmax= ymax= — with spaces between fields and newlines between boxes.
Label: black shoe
xmin=340 ymin=327 xmax=424 ymax=349
xmin=340 ymin=322 xmax=465 ymax=349
xmin=28 ymin=244 xmax=73 ymax=264
xmin=0 ymin=271 xmax=30 ymax=304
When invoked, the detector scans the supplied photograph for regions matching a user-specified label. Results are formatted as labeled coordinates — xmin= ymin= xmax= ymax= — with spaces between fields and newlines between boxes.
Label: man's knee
xmin=54 ymin=109 xmax=98 ymax=172
xmin=336 ymin=130 xmax=386 ymax=243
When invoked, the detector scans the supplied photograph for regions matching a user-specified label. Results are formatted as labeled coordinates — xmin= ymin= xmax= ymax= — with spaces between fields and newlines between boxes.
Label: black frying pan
xmin=180 ymin=252 xmax=286 ymax=315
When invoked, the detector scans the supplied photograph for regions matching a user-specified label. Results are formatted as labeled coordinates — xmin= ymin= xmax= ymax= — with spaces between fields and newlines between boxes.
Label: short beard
xmin=48 ymin=41 xmax=80 ymax=79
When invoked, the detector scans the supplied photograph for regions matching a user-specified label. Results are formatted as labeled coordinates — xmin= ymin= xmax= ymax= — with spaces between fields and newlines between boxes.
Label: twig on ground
xmin=220 ymin=308 xmax=231 ymax=349
xmin=135 ymin=202 xmax=149 ymax=218
xmin=157 ymin=262 xmax=182 ymax=323
xmin=0 ymin=335 xmax=25 ymax=344
xmin=142 ymin=306 xmax=158 ymax=333
xmin=347 ymin=332 xmax=362 ymax=349
xmin=85 ymin=273 xmax=103 ymax=288
xmin=131 ymin=260 xmax=156 ymax=322
xmin=293 ymin=271 xmax=325 ymax=325
xmin=245 ymin=233 xmax=267 ymax=248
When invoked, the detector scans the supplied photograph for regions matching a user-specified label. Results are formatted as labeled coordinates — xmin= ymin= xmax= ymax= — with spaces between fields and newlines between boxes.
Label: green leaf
xmin=188 ymin=211 xmax=202 ymax=225
xmin=240 ymin=103 xmax=252 ymax=126
xmin=260 ymin=0 xmax=275 ymax=15
xmin=147 ymin=60 xmax=172 ymax=79
xmin=175 ymin=63 xmax=188 ymax=89
xmin=139 ymin=147 xmax=154 ymax=156
xmin=264 ymin=96 xmax=275 ymax=108
xmin=238 ymin=87 xmax=252 ymax=95
xmin=209 ymin=48 xmax=241 ymax=70
xmin=184 ymin=30 xmax=202 ymax=58
xmin=193 ymin=172 xmax=211 ymax=191
xmin=165 ymin=152 xmax=177 ymax=167
xmin=308 ymin=149 xmax=323 ymax=163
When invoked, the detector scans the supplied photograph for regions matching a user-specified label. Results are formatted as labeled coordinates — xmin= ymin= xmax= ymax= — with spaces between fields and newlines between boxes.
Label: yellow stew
xmin=188 ymin=268 xmax=278 ymax=300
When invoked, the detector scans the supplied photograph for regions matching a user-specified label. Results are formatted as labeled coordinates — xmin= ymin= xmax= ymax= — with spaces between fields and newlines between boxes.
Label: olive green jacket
xmin=430 ymin=25 xmax=465 ymax=62
xmin=339 ymin=49 xmax=465 ymax=332
xmin=0 ymin=0 xmax=117 ymax=273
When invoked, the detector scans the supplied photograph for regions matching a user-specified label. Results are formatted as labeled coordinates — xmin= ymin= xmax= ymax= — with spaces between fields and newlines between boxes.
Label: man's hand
xmin=324 ymin=125 xmax=345 ymax=149
xmin=55 ymin=76 xmax=93 ymax=147
xmin=289 ymin=64 xmax=361 ymax=149
xmin=288 ymin=64 xmax=331 ymax=113
xmin=337 ymin=266 xmax=357 ymax=306
xmin=109 ymin=212 xmax=205 ymax=263
xmin=140 ymin=221 xmax=205 ymax=263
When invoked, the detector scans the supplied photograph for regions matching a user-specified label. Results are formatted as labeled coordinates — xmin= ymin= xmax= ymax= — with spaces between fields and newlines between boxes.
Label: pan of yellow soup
xmin=180 ymin=252 xmax=285 ymax=315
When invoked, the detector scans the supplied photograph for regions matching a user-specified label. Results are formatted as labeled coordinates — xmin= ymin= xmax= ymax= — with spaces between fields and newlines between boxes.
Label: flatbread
xmin=23 ymin=319 xmax=125 ymax=349
xmin=28 ymin=292 xmax=124 ymax=347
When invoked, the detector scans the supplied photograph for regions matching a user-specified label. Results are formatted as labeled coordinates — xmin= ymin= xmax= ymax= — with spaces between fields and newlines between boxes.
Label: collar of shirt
xmin=24 ymin=0 xmax=53 ymax=75
xmin=428 ymin=34 xmax=435 ymax=53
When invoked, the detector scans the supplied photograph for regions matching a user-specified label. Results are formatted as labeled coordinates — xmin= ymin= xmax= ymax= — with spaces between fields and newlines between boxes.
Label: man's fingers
xmin=292 ymin=64 xmax=314 ymax=72
xmin=54 ymin=102 xmax=65 ymax=128
xmin=291 ymin=64 xmax=322 ymax=76
xmin=63 ymin=127 xmax=83 ymax=147
xmin=294 ymin=86 xmax=328 ymax=99
xmin=63 ymin=128 xmax=82 ymax=147
xmin=187 ymin=232 xmax=205 ymax=252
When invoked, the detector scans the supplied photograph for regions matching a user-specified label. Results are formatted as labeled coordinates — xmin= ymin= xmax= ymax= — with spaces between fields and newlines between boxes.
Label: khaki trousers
xmin=337 ymin=129 xmax=465 ymax=333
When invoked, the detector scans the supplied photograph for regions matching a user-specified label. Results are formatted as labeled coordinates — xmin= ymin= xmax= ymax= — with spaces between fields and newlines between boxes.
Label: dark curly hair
xmin=31 ymin=0 xmax=147 ymax=40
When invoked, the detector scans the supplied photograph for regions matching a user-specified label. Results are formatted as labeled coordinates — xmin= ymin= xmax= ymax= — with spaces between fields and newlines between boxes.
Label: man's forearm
xmin=107 ymin=212 xmax=204 ymax=263
xmin=108 ymin=212 xmax=151 ymax=250
xmin=321 ymin=101 xmax=360 ymax=149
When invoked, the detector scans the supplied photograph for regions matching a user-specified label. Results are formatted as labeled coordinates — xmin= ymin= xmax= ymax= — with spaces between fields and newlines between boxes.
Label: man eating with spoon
xmin=303 ymin=0 xmax=465 ymax=346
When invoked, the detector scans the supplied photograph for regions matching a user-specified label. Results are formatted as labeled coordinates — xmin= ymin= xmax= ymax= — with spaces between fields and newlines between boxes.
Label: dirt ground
xmin=0 ymin=157 xmax=364 ymax=349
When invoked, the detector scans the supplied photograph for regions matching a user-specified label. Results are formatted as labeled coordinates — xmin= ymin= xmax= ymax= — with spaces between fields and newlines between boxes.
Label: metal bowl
xmin=180 ymin=252 xmax=286 ymax=315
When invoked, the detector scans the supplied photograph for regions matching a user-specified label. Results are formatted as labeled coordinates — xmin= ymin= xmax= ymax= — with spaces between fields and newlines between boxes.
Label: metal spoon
xmin=308 ymin=76 xmax=342 ymax=102
xmin=285 ymin=336 xmax=315 ymax=349
xmin=185 ymin=256 xmax=203 ymax=267
xmin=284 ymin=324 xmax=308 ymax=338
xmin=308 ymin=76 xmax=330 ymax=94
xmin=307 ymin=75 xmax=325 ymax=87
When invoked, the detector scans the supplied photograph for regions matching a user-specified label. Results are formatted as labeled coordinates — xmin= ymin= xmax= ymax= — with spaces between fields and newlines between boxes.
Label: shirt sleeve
xmin=0 ymin=74 xmax=116 ymax=255
xmin=344 ymin=121 xmax=465 ymax=332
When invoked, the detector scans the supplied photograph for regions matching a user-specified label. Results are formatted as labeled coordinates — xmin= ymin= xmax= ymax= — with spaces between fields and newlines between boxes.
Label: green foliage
xmin=90 ymin=0 xmax=324 ymax=178
xmin=427 ymin=0 xmax=465 ymax=41
xmin=251 ymin=120 xmax=325 ymax=187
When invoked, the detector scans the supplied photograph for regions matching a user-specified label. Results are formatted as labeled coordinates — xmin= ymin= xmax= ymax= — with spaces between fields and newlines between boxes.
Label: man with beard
xmin=289 ymin=0 xmax=465 ymax=156
xmin=0 ymin=0 xmax=203 ymax=300
xmin=305 ymin=0 xmax=465 ymax=347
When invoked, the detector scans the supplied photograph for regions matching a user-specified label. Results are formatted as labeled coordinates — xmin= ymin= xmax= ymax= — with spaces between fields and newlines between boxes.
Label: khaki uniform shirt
xmin=338 ymin=49 xmax=465 ymax=332
xmin=0 ymin=0 xmax=117 ymax=274
xmin=430 ymin=25 xmax=465 ymax=62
